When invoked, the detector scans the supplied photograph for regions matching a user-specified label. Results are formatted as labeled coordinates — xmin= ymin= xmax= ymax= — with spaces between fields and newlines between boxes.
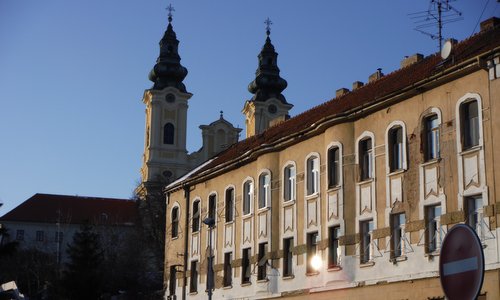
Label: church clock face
xmin=268 ymin=104 xmax=277 ymax=114
xmin=165 ymin=93 xmax=176 ymax=103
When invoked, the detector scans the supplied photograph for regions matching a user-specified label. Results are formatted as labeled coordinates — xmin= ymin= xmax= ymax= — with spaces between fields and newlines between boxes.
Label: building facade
xmin=163 ymin=18 xmax=500 ymax=300
xmin=0 ymin=193 xmax=137 ymax=264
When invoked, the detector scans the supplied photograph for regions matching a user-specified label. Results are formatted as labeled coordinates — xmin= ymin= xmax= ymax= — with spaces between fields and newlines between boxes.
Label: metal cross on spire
xmin=166 ymin=4 xmax=175 ymax=23
xmin=264 ymin=18 xmax=273 ymax=36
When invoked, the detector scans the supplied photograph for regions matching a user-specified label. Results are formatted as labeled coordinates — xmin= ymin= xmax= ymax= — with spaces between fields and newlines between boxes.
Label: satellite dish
xmin=441 ymin=39 xmax=453 ymax=60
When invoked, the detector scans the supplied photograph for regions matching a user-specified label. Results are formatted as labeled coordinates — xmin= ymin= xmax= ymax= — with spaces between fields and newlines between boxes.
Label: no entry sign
xmin=439 ymin=224 xmax=485 ymax=300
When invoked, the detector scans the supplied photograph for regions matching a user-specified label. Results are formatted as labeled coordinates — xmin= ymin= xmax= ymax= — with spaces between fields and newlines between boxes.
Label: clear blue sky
xmin=0 ymin=0 xmax=497 ymax=215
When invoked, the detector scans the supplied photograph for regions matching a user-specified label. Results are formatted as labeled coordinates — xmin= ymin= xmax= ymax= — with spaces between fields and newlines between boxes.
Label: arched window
xmin=306 ymin=155 xmax=320 ymax=195
xmin=388 ymin=126 xmax=404 ymax=172
xmin=164 ymin=123 xmax=175 ymax=144
xmin=192 ymin=200 xmax=200 ymax=233
xmin=423 ymin=114 xmax=440 ymax=161
xmin=171 ymin=206 xmax=179 ymax=238
xmin=327 ymin=146 xmax=340 ymax=188
xmin=225 ymin=188 xmax=234 ymax=223
xmin=460 ymin=100 xmax=480 ymax=150
xmin=243 ymin=180 xmax=253 ymax=215
xmin=259 ymin=172 xmax=271 ymax=209
xmin=359 ymin=137 xmax=373 ymax=180
xmin=283 ymin=164 xmax=296 ymax=202
xmin=208 ymin=194 xmax=217 ymax=220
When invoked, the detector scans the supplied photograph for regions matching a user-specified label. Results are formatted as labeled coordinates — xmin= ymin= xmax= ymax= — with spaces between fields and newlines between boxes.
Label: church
xmin=137 ymin=7 xmax=500 ymax=300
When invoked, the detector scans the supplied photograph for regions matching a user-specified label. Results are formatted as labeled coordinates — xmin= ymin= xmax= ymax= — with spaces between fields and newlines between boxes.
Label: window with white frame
xmin=284 ymin=164 xmax=296 ymax=202
xmin=223 ymin=252 xmax=232 ymax=287
xmin=259 ymin=172 xmax=271 ymax=209
xmin=359 ymin=138 xmax=373 ymax=181
xmin=465 ymin=195 xmax=483 ymax=236
xmin=391 ymin=213 xmax=406 ymax=258
xmin=241 ymin=248 xmax=251 ymax=284
xmin=171 ymin=207 xmax=179 ymax=238
xmin=208 ymin=194 xmax=216 ymax=221
xmin=425 ymin=204 xmax=442 ymax=253
xmin=192 ymin=200 xmax=200 ymax=233
xmin=283 ymin=237 xmax=293 ymax=276
xmin=306 ymin=156 xmax=319 ymax=195
xmin=243 ymin=180 xmax=253 ymax=215
xmin=306 ymin=232 xmax=319 ymax=273
xmin=360 ymin=219 xmax=373 ymax=264
xmin=258 ymin=242 xmax=268 ymax=280
xmin=328 ymin=226 xmax=341 ymax=268
xmin=423 ymin=114 xmax=440 ymax=161
xmin=388 ymin=126 xmax=404 ymax=172
xmin=225 ymin=188 xmax=234 ymax=222
xmin=460 ymin=100 xmax=480 ymax=150
xmin=328 ymin=146 xmax=340 ymax=188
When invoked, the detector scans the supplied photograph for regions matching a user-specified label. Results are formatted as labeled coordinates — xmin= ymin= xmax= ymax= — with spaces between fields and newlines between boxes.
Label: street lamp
xmin=203 ymin=217 xmax=215 ymax=300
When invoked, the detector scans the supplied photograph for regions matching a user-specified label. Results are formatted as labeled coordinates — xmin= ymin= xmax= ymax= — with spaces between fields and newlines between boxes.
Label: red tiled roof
xmin=170 ymin=20 xmax=500 ymax=188
xmin=0 ymin=193 xmax=138 ymax=225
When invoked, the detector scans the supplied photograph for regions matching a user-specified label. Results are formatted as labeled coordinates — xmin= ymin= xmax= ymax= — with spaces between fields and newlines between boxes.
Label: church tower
xmin=138 ymin=8 xmax=192 ymax=197
xmin=242 ymin=19 xmax=293 ymax=138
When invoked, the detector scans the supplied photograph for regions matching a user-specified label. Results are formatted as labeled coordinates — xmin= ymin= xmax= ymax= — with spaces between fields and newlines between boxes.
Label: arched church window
xmin=164 ymin=123 xmax=175 ymax=144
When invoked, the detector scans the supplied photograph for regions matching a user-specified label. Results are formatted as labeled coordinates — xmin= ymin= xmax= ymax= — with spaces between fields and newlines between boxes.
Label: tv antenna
xmin=409 ymin=0 xmax=463 ymax=52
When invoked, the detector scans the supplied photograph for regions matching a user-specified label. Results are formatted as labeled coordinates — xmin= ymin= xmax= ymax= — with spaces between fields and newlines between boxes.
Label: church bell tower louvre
xmin=137 ymin=6 xmax=192 ymax=198
xmin=242 ymin=18 xmax=293 ymax=138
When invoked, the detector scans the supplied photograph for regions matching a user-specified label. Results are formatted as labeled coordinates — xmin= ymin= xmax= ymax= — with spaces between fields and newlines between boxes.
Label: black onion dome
xmin=248 ymin=35 xmax=288 ymax=104
xmin=149 ymin=21 xmax=188 ymax=92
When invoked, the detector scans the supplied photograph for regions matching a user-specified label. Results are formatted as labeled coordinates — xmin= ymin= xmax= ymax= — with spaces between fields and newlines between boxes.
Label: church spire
xmin=148 ymin=5 xmax=188 ymax=92
xmin=247 ymin=18 xmax=288 ymax=104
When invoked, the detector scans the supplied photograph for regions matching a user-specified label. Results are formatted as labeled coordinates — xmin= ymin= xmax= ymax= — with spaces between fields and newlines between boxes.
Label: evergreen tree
xmin=62 ymin=221 xmax=104 ymax=300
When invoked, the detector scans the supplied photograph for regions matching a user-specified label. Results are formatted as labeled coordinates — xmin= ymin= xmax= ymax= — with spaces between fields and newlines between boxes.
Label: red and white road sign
xmin=439 ymin=224 xmax=485 ymax=300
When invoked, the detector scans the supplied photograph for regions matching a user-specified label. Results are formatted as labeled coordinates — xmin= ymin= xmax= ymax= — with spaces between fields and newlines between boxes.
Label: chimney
xmin=480 ymin=17 xmax=500 ymax=32
xmin=368 ymin=68 xmax=384 ymax=83
xmin=336 ymin=88 xmax=349 ymax=98
xmin=400 ymin=53 xmax=424 ymax=68
xmin=352 ymin=81 xmax=364 ymax=90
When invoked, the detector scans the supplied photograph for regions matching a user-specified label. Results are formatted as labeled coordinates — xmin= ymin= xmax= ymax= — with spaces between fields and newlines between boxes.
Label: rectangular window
xmin=425 ymin=205 xmax=442 ymax=253
xmin=328 ymin=147 xmax=340 ymax=188
xmin=389 ymin=127 xmax=403 ymax=172
xmin=208 ymin=194 xmax=216 ymax=220
xmin=223 ymin=252 xmax=232 ymax=287
xmin=328 ymin=226 xmax=340 ymax=268
xmin=243 ymin=181 xmax=252 ymax=215
xmin=16 ymin=230 xmax=24 ymax=241
xmin=169 ymin=266 xmax=177 ymax=296
xmin=190 ymin=260 xmax=198 ymax=293
xmin=258 ymin=242 xmax=268 ymax=280
xmin=259 ymin=173 xmax=271 ymax=209
xmin=391 ymin=213 xmax=406 ymax=258
xmin=283 ymin=238 xmax=293 ymax=277
xmin=306 ymin=232 xmax=318 ymax=273
xmin=466 ymin=195 xmax=483 ymax=236
xmin=241 ymin=248 xmax=251 ymax=284
xmin=462 ymin=100 xmax=480 ymax=150
xmin=171 ymin=207 xmax=179 ymax=238
xmin=360 ymin=220 xmax=373 ymax=264
xmin=55 ymin=231 xmax=63 ymax=243
xmin=306 ymin=157 xmax=319 ymax=195
xmin=225 ymin=188 xmax=234 ymax=222
xmin=359 ymin=138 xmax=373 ymax=181
xmin=36 ymin=230 xmax=44 ymax=242
xmin=424 ymin=115 xmax=440 ymax=161
xmin=192 ymin=201 xmax=200 ymax=233
xmin=284 ymin=165 xmax=296 ymax=201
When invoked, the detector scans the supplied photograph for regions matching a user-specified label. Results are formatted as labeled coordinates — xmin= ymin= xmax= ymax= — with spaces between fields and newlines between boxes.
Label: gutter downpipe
xmin=182 ymin=184 xmax=190 ymax=300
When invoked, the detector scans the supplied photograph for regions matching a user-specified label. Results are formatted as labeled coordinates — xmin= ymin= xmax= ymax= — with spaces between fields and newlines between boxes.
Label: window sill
xmin=222 ymin=285 xmax=232 ymax=290
xmin=306 ymin=271 xmax=319 ymax=276
xmin=460 ymin=145 xmax=482 ymax=155
xmin=305 ymin=193 xmax=320 ymax=200
xmin=258 ymin=207 xmax=271 ymax=213
xmin=282 ymin=275 xmax=294 ymax=280
xmin=225 ymin=221 xmax=234 ymax=226
xmin=242 ymin=213 xmax=253 ymax=220
xmin=421 ymin=158 xmax=441 ymax=167
xmin=172 ymin=236 xmax=179 ymax=240
xmin=189 ymin=291 xmax=198 ymax=296
xmin=390 ymin=255 xmax=407 ymax=264
xmin=327 ymin=266 xmax=342 ymax=272
xmin=257 ymin=278 xmax=269 ymax=283
xmin=241 ymin=282 xmax=251 ymax=287
xmin=359 ymin=261 xmax=375 ymax=268
xmin=357 ymin=178 xmax=374 ymax=185
xmin=327 ymin=185 xmax=342 ymax=193
xmin=283 ymin=200 xmax=296 ymax=207
xmin=387 ymin=169 xmax=406 ymax=176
